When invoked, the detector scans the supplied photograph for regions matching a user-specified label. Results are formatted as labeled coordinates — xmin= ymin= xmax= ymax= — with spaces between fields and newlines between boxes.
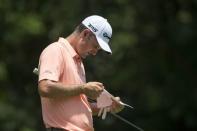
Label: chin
xmin=81 ymin=55 xmax=86 ymax=59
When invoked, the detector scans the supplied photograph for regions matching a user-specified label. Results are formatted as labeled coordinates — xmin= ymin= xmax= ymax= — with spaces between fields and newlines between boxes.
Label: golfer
xmin=38 ymin=15 xmax=124 ymax=131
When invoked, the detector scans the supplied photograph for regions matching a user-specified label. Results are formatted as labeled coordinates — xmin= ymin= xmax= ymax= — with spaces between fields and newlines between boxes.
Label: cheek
xmin=81 ymin=43 xmax=92 ymax=52
xmin=77 ymin=44 xmax=88 ymax=55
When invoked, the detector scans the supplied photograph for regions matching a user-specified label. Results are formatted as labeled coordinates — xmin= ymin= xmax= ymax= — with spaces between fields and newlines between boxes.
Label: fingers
xmin=111 ymin=96 xmax=121 ymax=103
xmin=110 ymin=106 xmax=124 ymax=113
xmin=115 ymin=97 xmax=120 ymax=101
xmin=83 ymin=82 xmax=105 ymax=99
xmin=86 ymin=82 xmax=104 ymax=91
xmin=93 ymin=82 xmax=104 ymax=92
xmin=98 ymin=108 xmax=103 ymax=117
xmin=102 ymin=107 xmax=111 ymax=119
xmin=102 ymin=108 xmax=107 ymax=119
xmin=98 ymin=107 xmax=111 ymax=120
xmin=94 ymin=82 xmax=104 ymax=87
xmin=110 ymin=97 xmax=125 ymax=113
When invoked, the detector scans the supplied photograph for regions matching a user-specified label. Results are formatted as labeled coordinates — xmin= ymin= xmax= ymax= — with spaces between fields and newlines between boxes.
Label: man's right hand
xmin=81 ymin=82 xmax=104 ymax=100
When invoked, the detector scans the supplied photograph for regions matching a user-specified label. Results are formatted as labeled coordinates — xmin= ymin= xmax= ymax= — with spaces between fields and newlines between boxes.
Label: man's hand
xmin=82 ymin=82 xmax=104 ymax=100
xmin=110 ymin=97 xmax=124 ymax=113
xmin=98 ymin=96 xmax=124 ymax=119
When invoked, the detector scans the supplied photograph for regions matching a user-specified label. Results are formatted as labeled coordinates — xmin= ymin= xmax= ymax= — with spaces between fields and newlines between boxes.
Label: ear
xmin=81 ymin=29 xmax=91 ymax=40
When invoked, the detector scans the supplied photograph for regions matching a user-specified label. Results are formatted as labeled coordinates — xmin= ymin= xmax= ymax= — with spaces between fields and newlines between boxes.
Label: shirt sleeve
xmin=38 ymin=43 xmax=63 ymax=82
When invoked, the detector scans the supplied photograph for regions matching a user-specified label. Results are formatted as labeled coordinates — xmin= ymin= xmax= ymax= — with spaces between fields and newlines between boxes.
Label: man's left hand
xmin=110 ymin=97 xmax=124 ymax=113
xmin=98 ymin=96 xmax=124 ymax=119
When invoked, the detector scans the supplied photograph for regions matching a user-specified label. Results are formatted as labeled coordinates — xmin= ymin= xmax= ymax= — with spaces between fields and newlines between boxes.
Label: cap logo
xmin=103 ymin=32 xmax=111 ymax=40
xmin=88 ymin=23 xmax=98 ymax=32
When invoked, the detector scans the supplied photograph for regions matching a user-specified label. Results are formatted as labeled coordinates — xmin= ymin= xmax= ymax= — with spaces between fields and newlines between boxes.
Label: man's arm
xmin=38 ymin=80 xmax=104 ymax=100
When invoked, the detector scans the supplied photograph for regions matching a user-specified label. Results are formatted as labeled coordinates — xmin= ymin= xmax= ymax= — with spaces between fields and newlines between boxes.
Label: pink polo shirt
xmin=38 ymin=37 xmax=93 ymax=131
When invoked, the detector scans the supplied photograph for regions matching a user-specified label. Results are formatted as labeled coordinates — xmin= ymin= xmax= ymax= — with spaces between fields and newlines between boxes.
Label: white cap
xmin=82 ymin=15 xmax=112 ymax=54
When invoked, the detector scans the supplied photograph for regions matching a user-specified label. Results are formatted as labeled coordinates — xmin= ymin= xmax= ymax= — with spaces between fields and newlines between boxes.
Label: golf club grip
xmin=33 ymin=68 xmax=39 ymax=75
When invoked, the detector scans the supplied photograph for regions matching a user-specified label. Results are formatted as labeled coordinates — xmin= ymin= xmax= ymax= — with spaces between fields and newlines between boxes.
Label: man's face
xmin=77 ymin=30 xmax=101 ymax=59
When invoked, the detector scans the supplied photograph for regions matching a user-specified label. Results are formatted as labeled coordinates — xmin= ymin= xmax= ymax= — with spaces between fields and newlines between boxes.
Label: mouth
xmin=86 ymin=52 xmax=91 ymax=56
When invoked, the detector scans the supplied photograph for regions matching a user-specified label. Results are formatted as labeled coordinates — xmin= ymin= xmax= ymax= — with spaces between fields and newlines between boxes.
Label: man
xmin=38 ymin=15 xmax=124 ymax=131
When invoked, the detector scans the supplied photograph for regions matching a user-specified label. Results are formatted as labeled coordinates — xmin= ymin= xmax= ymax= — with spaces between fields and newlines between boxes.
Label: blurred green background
xmin=1 ymin=0 xmax=197 ymax=131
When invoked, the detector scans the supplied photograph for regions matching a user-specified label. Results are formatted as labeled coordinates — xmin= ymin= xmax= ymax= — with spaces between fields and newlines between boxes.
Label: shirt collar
xmin=58 ymin=37 xmax=82 ymax=63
